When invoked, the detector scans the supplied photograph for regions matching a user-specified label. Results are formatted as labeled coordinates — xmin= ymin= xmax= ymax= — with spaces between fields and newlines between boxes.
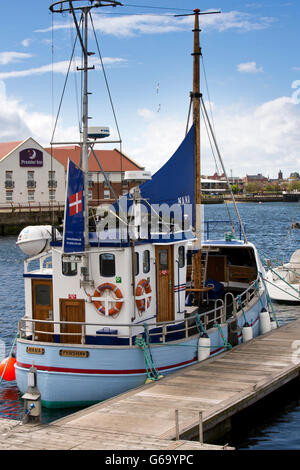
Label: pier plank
xmin=3 ymin=319 xmax=300 ymax=449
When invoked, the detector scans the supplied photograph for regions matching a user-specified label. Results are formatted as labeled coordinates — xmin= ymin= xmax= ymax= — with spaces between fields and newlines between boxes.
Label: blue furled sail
xmin=63 ymin=159 xmax=85 ymax=253
xmin=140 ymin=124 xmax=195 ymax=209
xmin=110 ymin=124 xmax=195 ymax=227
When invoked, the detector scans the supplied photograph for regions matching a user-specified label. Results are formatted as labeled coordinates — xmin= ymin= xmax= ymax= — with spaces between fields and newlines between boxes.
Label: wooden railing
xmin=18 ymin=278 xmax=262 ymax=346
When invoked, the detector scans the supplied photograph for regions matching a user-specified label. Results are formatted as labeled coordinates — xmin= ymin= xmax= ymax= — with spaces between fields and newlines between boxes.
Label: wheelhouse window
xmin=134 ymin=252 xmax=139 ymax=276
xmin=62 ymin=261 xmax=78 ymax=276
xmin=178 ymin=246 xmax=185 ymax=268
xmin=100 ymin=253 xmax=115 ymax=277
xmin=143 ymin=250 xmax=150 ymax=273
xmin=35 ymin=284 xmax=51 ymax=306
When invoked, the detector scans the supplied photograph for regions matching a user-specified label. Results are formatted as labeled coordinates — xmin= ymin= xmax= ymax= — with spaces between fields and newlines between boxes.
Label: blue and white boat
xmin=14 ymin=1 xmax=275 ymax=408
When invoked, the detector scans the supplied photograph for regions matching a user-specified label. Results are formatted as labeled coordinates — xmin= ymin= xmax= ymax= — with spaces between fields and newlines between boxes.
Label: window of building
xmin=104 ymin=189 xmax=110 ymax=200
xmin=134 ymin=252 xmax=139 ymax=276
xmin=62 ymin=261 xmax=78 ymax=276
xmin=28 ymin=190 xmax=35 ymax=202
xmin=100 ymin=253 xmax=116 ymax=277
xmin=88 ymin=189 xmax=93 ymax=200
xmin=143 ymin=250 xmax=150 ymax=273
xmin=178 ymin=246 xmax=185 ymax=268
xmin=48 ymin=170 xmax=55 ymax=181
xmin=5 ymin=171 xmax=13 ymax=181
xmin=27 ymin=171 xmax=35 ymax=181
xmin=49 ymin=190 xmax=56 ymax=201
xmin=6 ymin=191 xmax=13 ymax=202
xmin=88 ymin=173 xmax=93 ymax=187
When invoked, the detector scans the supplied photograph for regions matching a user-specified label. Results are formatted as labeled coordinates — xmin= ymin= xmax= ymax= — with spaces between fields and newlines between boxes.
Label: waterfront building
xmin=0 ymin=138 xmax=144 ymax=207
xmin=0 ymin=138 xmax=65 ymax=206
xmin=46 ymin=145 xmax=144 ymax=207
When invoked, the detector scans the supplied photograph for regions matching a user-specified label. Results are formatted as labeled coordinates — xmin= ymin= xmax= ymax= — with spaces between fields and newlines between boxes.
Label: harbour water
xmin=0 ymin=201 xmax=299 ymax=448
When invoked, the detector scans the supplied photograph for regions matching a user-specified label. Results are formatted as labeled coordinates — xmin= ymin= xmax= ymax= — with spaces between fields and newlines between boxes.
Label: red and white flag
xmin=69 ymin=191 xmax=82 ymax=216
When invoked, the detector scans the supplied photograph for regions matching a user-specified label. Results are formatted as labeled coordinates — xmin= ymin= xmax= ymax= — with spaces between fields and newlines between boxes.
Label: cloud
xmin=36 ymin=11 xmax=274 ymax=37
xmin=0 ymin=56 xmax=126 ymax=80
xmin=21 ymin=39 xmax=32 ymax=48
xmin=0 ymin=80 xmax=77 ymax=144
xmin=0 ymin=52 xmax=33 ymax=65
xmin=237 ymin=61 xmax=263 ymax=73
xmin=125 ymin=93 xmax=300 ymax=179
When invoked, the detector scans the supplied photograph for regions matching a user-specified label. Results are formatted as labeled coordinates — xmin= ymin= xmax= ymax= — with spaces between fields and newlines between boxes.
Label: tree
xmin=230 ymin=184 xmax=240 ymax=194
xmin=245 ymin=182 xmax=258 ymax=194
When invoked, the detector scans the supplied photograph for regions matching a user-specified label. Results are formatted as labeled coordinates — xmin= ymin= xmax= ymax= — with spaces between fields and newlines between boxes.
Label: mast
xmin=81 ymin=6 xmax=91 ymax=249
xmin=49 ymin=1 xmax=122 ymax=253
xmin=192 ymin=9 xmax=202 ymax=289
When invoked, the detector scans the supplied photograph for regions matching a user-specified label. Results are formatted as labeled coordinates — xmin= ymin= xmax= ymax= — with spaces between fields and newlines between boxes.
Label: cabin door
xmin=59 ymin=299 xmax=85 ymax=344
xmin=155 ymin=246 xmax=174 ymax=322
xmin=32 ymin=279 xmax=53 ymax=343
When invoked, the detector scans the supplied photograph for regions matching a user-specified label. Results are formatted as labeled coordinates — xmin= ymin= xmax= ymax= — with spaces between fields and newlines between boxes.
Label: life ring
xmin=93 ymin=283 xmax=123 ymax=316
xmin=135 ymin=279 xmax=152 ymax=312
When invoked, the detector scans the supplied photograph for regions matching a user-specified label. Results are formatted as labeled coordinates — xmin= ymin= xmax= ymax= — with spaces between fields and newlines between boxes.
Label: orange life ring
xmin=93 ymin=283 xmax=123 ymax=316
xmin=135 ymin=279 xmax=152 ymax=312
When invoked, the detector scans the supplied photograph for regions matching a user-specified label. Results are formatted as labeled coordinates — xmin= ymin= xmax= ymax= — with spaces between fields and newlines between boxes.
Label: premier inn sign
xmin=19 ymin=148 xmax=43 ymax=167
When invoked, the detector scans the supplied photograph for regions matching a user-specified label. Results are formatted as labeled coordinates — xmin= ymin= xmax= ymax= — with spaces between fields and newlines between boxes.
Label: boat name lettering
xmin=59 ymin=349 xmax=89 ymax=358
xmin=26 ymin=347 xmax=45 ymax=355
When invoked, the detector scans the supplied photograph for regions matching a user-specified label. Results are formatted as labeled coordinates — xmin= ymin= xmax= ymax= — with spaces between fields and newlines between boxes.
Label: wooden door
xmin=59 ymin=299 xmax=85 ymax=344
xmin=155 ymin=246 xmax=174 ymax=322
xmin=32 ymin=279 xmax=53 ymax=343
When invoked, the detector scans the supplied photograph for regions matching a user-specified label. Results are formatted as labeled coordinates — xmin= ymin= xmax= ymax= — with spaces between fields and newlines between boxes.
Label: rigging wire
xmin=201 ymin=55 xmax=217 ymax=138
xmin=122 ymin=3 xmax=191 ymax=12
xmin=50 ymin=14 xmax=83 ymax=145
xmin=69 ymin=14 xmax=82 ymax=135
xmin=89 ymin=11 xmax=123 ymax=151
xmin=200 ymin=96 xmax=247 ymax=242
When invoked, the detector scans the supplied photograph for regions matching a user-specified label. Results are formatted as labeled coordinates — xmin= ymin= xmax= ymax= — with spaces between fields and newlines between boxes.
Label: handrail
xmin=18 ymin=276 xmax=262 ymax=345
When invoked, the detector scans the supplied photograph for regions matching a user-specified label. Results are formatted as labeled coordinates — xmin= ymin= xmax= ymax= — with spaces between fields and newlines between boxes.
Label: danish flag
xmin=69 ymin=191 xmax=82 ymax=216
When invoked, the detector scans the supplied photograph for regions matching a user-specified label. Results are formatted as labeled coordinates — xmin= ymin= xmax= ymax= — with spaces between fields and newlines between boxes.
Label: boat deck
xmin=2 ymin=318 xmax=300 ymax=449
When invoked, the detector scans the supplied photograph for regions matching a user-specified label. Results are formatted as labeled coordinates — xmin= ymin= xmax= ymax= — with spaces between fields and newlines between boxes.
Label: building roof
xmin=0 ymin=138 xmax=144 ymax=173
xmin=45 ymin=146 xmax=144 ymax=173
xmin=0 ymin=141 xmax=23 ymax=159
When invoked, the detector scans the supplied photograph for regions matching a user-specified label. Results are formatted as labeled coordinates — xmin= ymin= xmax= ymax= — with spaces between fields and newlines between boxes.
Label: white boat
xmin=265 ymin=250 xmax=300 ymax=303
xmin=11 ymin=1 xmax=274 ymax=408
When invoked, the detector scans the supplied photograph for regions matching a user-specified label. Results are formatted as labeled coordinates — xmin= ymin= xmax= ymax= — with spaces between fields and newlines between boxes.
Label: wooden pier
xmin=1 ymin=318 xmax=300 ymax=450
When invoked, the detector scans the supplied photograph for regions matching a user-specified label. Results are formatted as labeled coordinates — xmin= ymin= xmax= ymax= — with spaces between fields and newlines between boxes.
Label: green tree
xmin=245 ymin=182 xmax=258 ymax=194
xmin=230 ymin=184 xmax=240 ymax=194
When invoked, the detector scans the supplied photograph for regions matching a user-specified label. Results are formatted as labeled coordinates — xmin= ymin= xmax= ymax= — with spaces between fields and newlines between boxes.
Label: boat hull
xmin=15 ymin=298 xmax=264 ymax=408
xmin=265 ymin=270 xmax=300 ymax=303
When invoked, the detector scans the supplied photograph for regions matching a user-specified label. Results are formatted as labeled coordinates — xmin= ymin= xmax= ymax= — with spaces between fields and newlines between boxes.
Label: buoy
xmin=259 ymin=309 xmax=271 ymax=335
xmin=0 ymin=356 xmax=16 ymax=381
xmin=198 ymin=334 xmax=211 ymax=362
xmin=242 ymin=322 xmax=253 ymax=342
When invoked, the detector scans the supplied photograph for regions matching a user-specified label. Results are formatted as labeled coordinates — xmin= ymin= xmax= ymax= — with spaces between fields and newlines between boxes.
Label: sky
xmin=0 ymin=0 xmax=300 ymax=179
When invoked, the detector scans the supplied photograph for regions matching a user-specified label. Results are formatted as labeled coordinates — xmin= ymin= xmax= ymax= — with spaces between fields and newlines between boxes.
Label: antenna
xmin=174 ymin=8 xmax=221 ymax=18
xmin=49 ymin=1 xmax=123 ymax=14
